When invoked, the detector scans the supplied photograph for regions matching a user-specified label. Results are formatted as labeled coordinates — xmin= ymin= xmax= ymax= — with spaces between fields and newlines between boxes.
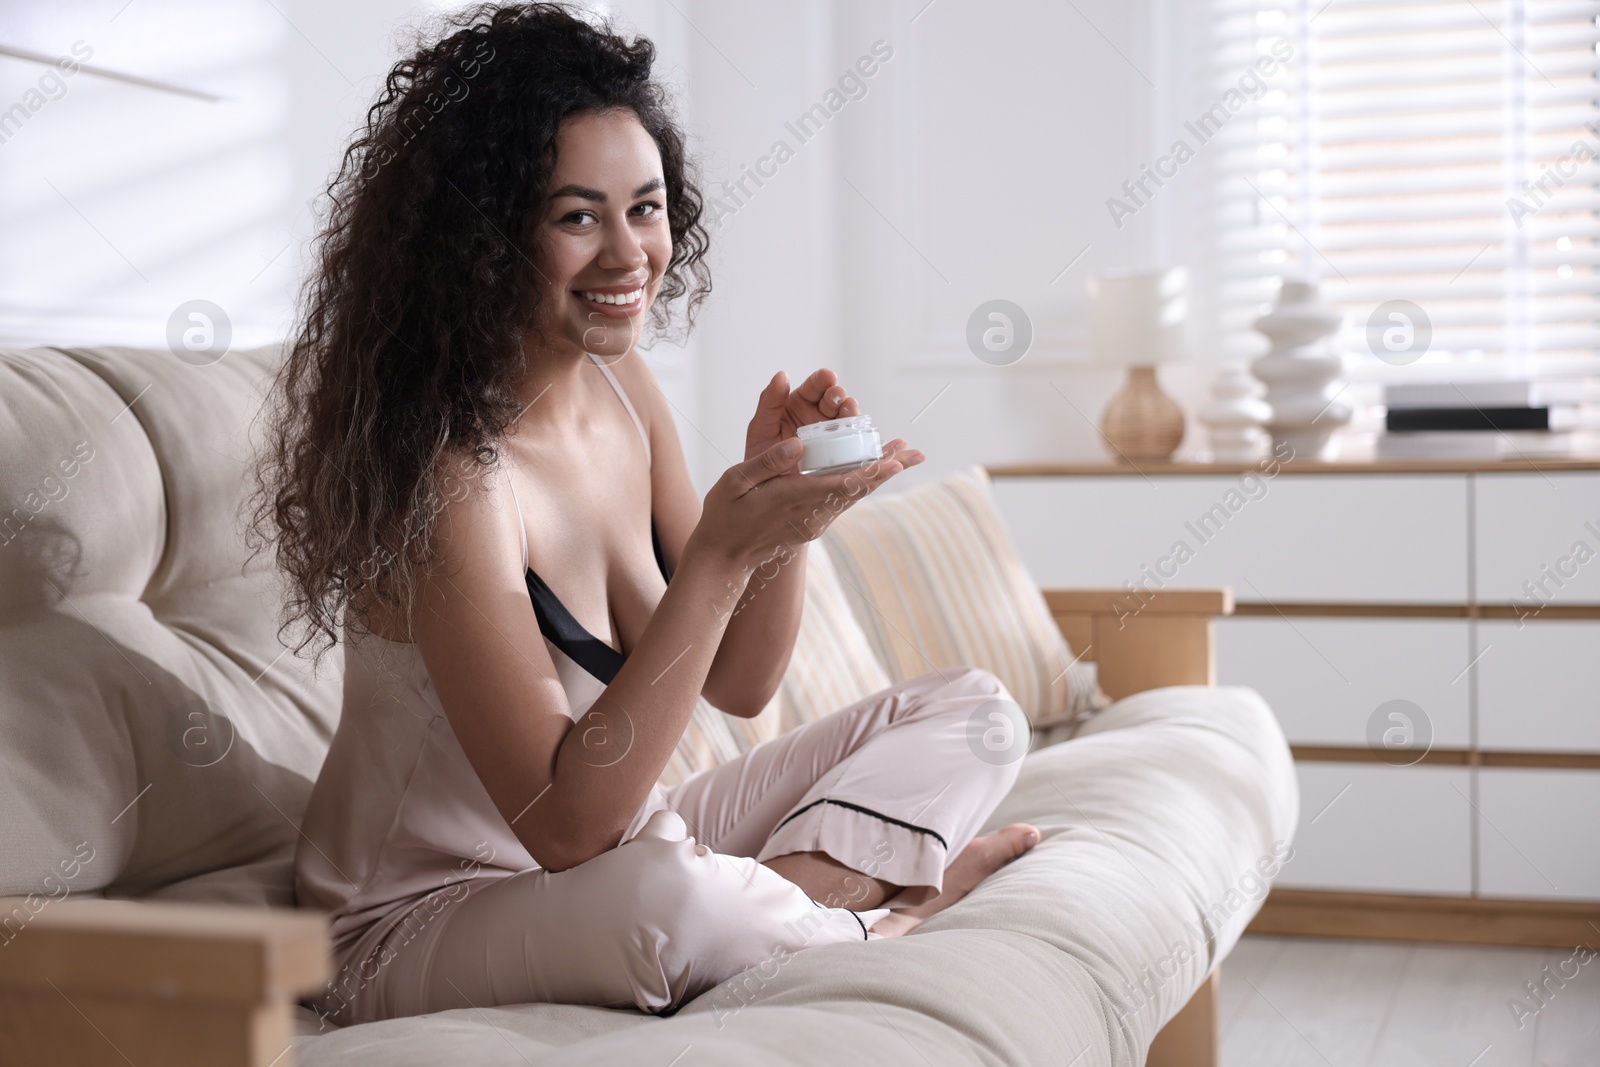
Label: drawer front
xmin=1216 ymin=617 xmax=1472 ymax=748
xmin=1477 ymin=768 xmax=1600 ymax=901
xmin=993 ymin=474 xmax=1468 ymax=602
xmin=1279 ymin=763 xmax=1472 ymax=894
xmin=1477 ymin=620 xmax=1600 ymax=753
xmin=1474 ymin=472 xmax=1600 ymax=605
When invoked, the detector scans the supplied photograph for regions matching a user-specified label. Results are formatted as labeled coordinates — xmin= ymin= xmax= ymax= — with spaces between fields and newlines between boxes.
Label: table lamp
xmin=1086 ymin=267 xmax=1189 ymax=462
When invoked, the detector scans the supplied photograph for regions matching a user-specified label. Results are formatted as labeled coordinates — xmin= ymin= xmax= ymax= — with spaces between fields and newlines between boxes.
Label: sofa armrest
xmin=1046 ymin=587 xmax=1236 ymax=1067
xmin=0 ymin=898 xmax=330 ymax=1067
xmin=1044 ymin=587 xmax=1235 ymax=701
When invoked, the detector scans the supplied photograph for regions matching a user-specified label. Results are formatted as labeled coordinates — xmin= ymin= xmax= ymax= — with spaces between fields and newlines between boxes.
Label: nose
xmin=596 ymin=211 xmax=648 ymax=274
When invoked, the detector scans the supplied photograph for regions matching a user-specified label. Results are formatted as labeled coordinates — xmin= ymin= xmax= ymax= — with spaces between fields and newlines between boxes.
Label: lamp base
xmin=1100 ymin=365 xmax=1185 ymax=461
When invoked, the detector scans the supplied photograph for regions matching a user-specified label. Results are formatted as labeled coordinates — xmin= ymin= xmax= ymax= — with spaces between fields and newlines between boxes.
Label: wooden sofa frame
xmin=1049 ymin=587 xmax=1233 ymax=1067
xmin=0 ymin=586 xmax=1235 ymax=1067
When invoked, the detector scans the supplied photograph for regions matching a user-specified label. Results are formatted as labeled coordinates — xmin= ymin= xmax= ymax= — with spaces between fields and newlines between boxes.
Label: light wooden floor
xmin=1219 ymin=935 xmax=1599 ymax=1067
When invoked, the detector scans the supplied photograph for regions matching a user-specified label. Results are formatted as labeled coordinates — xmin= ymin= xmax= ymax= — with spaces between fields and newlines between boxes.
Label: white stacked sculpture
xmin=1198 ymin=361 xmax=1272 ymax=462
xmin=1250 ymin=279 xmax=1350 ymax=458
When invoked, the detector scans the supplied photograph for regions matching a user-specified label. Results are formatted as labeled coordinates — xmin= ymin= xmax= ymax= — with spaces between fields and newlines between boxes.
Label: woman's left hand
xmin=744 ymin=368 xmax=861 ymax=460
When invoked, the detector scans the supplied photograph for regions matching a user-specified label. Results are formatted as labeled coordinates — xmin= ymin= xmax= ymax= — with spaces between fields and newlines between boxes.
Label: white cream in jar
xmin=796 ymin=415 xmax=882 ymax=475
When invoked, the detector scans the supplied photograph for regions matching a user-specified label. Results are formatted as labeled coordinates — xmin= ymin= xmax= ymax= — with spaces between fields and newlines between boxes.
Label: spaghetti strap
xmin=505 ymin=466 xmax=529 ymax=570
xmin=586 ymin=352 xmax=652 ymax=469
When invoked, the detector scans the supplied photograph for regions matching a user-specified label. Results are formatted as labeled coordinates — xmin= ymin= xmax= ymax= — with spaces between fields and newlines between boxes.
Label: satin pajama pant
xmin=346 ymin=667 xmax=1026 ymax=1021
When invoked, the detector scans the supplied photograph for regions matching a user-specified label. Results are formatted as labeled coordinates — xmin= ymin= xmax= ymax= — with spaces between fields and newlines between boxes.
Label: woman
xmin=253 ymin=2 xmax=1038 ymax=1027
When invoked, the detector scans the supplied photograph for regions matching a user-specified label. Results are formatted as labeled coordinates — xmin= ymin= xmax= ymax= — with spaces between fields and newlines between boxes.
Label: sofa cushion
xmin=0 ymin=345 xmax=341 ymax=907
xmin=821 ymin=465 xmax=1107 ymax=730
xmin=293 ymin=685 xmax=1298 ymax=1066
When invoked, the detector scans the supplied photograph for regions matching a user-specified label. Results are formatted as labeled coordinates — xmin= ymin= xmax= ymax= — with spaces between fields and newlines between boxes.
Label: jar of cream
xmin=796 ymin=415 xmax=882 ymax=475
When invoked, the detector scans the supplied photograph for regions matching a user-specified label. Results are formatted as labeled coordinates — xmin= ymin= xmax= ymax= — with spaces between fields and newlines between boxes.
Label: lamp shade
xmin=1085 ymin=266 xmax=1189 ymax=365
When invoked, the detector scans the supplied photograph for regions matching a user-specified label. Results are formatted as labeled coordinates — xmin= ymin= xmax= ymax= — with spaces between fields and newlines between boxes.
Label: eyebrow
xmin=549 ymin=178 xmax=666 ymax=202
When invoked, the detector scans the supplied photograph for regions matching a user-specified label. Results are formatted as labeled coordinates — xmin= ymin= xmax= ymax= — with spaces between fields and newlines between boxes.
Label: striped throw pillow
xmin=753 ymin=539 xmax=893 ymax=740
xmin=820 ymin=464 xmax=1107 ymax=730
xmin=661 ymin=540 xmax=892 ymax=787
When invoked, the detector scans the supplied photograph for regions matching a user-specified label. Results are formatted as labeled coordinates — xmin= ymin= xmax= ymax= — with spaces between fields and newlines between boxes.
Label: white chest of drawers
xmin=990 ymin=455 xmax=1600 ymax=942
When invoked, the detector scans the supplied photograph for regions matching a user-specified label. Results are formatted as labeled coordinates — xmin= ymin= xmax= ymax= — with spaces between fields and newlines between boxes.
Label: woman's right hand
xmin=686 ymin=436 xmax=917 ymax=573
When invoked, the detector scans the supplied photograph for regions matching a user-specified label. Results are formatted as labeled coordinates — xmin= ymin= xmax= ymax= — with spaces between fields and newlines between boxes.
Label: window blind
xmin=1208 ymin=0 xmax=1600 ymax=363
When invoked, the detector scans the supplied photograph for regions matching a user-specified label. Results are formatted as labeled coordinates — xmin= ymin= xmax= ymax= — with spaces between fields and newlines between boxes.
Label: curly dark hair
xmin=246 ymin=1 xmax=711 ymax=668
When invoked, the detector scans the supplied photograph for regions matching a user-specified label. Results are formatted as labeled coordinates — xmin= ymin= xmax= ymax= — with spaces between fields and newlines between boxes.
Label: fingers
xmin=713 ymin=434 xmax=920 ymax=560
xmin=881 ymin=438 xmax=925 ymax=468
xmin=792 ymin=368 xmax=839 ymax=405
xmin=745 ymin=371 xmax=792 ymax=451
xmin=794 ymin=369 xmax=856 ymax=418
xmin=852 ymin=440 xmax=922 ymax=481
xmin=804 ymin=449 xmax=909 ymax=499
xmin=750 ymin=370 xmax=790 ymax=422
xmin=856 ymin=455 xmax=907 ymax=490
xmin=728 ymin=436 xmax=803 ymax=491
xmin=762 ymin=370 xmax=789 ymax=406
xmin=784 ymin=368 xmax=873 ymax=422
xmin=726 ymin=431 xmax=921 ymax=499
xmin=815 ymin=384 xmax=855 ymax=417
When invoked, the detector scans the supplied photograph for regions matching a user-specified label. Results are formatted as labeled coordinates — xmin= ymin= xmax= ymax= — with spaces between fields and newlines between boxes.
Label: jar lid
xmin=796 ymin=414 xmax=875 ymax=440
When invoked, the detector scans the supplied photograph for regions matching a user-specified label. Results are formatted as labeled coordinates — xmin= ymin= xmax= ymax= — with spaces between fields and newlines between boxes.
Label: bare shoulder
xmin=612 ymin=352 xmax=701 ymax=561
xmin=354 ymin=452 xmax=522 ymax=642
xmin=422 ymin=450 xmax=524 ymax=592
xmin=609 ymin=350 xmax=670 ymax=431
xmin=348 ymin=454 xmax=518 ymax=643
xmin=612 ymin=350 xmax=698 ymax=492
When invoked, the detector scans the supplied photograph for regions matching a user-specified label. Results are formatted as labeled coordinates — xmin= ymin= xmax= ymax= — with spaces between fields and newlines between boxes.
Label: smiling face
xmin=534 ymin=109 xmax=671 ymax=361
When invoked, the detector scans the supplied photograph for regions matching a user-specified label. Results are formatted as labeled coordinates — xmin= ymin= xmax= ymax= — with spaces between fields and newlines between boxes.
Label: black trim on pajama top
xmin=771 ymin=798 xmax=950 ymax=851
xmin=524 ymin=517 xmax=672 ymax=685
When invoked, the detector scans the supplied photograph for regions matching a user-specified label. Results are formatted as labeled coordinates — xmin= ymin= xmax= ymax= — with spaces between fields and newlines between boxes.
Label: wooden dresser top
xmin=987 ymin=452 xmax=1600 ymax=477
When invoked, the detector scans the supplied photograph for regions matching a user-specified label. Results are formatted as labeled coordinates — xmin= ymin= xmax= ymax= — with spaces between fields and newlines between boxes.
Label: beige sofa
xmin=0 ymin=344 xmax=1297 ymax=1066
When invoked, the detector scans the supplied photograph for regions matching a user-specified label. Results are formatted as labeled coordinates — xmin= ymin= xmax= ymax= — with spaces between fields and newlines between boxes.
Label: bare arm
xmin=616 ymin=355 xmax=793 ymax=716
xmin=706 ymin=370 xmax=860 ymax=714
xmin=703 ymin=541 xmax=808 ymax=716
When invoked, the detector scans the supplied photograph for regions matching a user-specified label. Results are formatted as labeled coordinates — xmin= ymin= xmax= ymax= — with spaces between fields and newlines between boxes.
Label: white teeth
xmin=579 ymin=288 xmax=643 ymax=306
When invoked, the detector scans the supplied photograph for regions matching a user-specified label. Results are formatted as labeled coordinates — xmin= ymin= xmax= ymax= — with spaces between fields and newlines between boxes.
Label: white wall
xmin=1 ymin=0 xmax=1230 ymax=491
xmin=0 ymin=0 xmax=456 ymax=346
xmin=618 ymin=0 xmax=1230 ymax=490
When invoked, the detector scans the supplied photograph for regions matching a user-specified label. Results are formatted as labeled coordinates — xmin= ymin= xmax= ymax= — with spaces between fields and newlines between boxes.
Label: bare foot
xmin=869 ymin=823 xmax=1040 ymax=937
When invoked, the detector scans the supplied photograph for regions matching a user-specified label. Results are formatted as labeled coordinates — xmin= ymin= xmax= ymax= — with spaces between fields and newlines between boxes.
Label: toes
xmin=868 ymin=912 xmax=924 ymax=938
xmin=993 ymin=823 xmax=1042 ymax=860
xmin=950 ymin=825 xmax=1039 ymax=884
